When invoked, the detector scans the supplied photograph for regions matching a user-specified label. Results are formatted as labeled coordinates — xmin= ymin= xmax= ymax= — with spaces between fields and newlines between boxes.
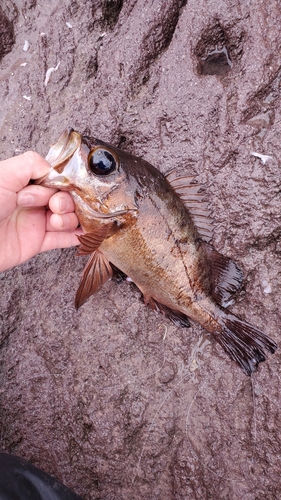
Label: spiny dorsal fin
xmin=202 ymin=242 xmax=244 ymax=307
xmin=165 ymin=169 xmax=213 ymax=242
xmin=144 ymin=295 xmax=191 ymax=328
xmin=75 ymin=250 xmax=113 ymax=308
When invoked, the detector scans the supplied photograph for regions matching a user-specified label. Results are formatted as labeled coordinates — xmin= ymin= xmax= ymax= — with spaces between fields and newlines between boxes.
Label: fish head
xmin=37 ymin=129 xmax=142 ymax=225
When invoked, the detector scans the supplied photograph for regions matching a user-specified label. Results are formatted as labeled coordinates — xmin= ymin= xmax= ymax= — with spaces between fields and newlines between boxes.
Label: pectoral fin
xmin=75 ymin=250 xmax=113 ymax=308
xmin=76 ymin=222 xmax=115 ymax=256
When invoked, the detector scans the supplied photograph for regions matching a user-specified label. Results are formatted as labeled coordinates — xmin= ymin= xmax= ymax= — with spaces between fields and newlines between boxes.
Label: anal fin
xmin=75 ymin=250 xmax=113 ymax=309
xmin=146 ymin=296 xmax=190 ymax=328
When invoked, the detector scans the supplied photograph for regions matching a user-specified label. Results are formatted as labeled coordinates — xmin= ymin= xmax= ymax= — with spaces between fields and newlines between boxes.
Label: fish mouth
xmin=36 ymin=128 xmax=82 ymax=187
xmin=45 ymin=128 xmax=81 ymax=168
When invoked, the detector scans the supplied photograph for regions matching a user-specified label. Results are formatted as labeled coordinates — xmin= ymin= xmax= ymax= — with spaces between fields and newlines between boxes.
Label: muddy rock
xmin=0 ymin=1 xmax=281 ymax=499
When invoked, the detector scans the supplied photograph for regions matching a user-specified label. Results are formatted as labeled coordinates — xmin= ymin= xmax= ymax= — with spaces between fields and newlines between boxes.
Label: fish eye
xmin=88 ymin=148 xmax=117 ymax=176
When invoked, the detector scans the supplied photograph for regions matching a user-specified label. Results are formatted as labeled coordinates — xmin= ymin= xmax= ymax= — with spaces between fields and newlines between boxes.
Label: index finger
xmin=0 ymin=151 xmax=51 ymax=192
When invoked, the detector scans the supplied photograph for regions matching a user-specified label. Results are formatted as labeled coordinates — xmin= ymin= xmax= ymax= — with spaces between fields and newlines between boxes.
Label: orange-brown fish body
xmin=37 ymin=130 xmax=277 ymax=375
xmin=100 ymin=184 xmax=210 ymax=325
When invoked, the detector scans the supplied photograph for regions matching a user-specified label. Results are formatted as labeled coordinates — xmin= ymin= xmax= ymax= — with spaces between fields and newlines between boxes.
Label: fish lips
xmin=36 ymin=129 xmax=85 ymax=189
xmin=46 ymin=128 xmax=81 ymax=168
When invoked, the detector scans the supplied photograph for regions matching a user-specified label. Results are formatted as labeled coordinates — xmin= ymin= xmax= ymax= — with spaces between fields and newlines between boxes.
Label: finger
xmin=48 ymin=191 xmax=75 ymax=214
xmin=17 ymin=185 xmax=57 ymax=207
xmin=40 ymin=228 xmax=84 ymax=253
xmin=47 ymin=212 xmax=80 ymax=232
xmin=0 ymin=151 xmax=51 ymax=192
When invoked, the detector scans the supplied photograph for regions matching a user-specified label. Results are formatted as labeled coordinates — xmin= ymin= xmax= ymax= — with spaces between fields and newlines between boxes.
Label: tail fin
xmin=214 ymin=315 xmax=277 ymax=375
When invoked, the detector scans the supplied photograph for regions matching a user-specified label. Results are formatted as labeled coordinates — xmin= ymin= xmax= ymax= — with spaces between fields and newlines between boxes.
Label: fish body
xmin=37 ymin=130 xmax=277 ymax=375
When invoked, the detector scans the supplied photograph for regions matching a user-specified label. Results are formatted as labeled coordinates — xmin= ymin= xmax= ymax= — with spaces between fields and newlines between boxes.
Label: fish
xmin=37 ymin=129 xmax=277 ymax=375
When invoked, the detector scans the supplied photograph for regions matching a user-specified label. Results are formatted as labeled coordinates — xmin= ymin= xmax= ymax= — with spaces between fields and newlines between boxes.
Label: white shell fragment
xmin=23 ymin=40 xmax=30 ymax=51
xmin=44 ymin=61 xmax=60 ymax=87
xmin=23 ymin=95 xmax=31 ymax=100
xmin=262 ymin=280 xmax=272 ymax=294
xmin=66 ymin=22 xmax=72 ymax=28
xmin=20 ymin=62 xmax=27 ymax=67
xmin=251 ymin=151 xmax=273 ymax=164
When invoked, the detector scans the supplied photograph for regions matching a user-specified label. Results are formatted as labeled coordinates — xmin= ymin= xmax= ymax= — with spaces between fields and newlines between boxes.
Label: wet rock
xmin=0 ymin=0 xmax=281 ymax=499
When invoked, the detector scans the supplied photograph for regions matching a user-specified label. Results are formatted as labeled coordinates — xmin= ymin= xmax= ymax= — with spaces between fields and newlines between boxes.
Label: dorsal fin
xmin=165 ymin=169 xmax=213 ymax=242
xmin=202 ymin=241 xmax=244 ymax=307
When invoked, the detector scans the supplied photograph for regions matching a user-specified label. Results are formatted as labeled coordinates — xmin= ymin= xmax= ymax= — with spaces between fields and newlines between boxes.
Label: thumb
xmin=0 ymin=151 xmax=51 ymax=192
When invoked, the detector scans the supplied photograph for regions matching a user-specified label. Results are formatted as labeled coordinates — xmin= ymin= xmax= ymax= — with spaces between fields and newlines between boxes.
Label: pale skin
xmin=0 ymin=151 xmax=83 ymax=272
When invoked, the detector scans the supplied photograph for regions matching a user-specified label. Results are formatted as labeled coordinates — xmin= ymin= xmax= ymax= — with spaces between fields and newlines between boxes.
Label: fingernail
xmin=60 ymin=215 xmax=70 ymax=229
xmin=17 ymin=193 xmax=34 ymax=206
xmin=59 ymin=197 xmax=69 ymax=212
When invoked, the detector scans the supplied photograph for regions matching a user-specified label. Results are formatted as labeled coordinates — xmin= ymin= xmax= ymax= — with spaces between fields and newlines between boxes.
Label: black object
xmin=0 ymin=453 xmax=83 ymax=500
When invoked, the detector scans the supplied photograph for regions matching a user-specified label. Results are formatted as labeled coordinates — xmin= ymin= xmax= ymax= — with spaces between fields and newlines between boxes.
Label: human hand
xmin=0 ymin=151 xmax=83 ymax=272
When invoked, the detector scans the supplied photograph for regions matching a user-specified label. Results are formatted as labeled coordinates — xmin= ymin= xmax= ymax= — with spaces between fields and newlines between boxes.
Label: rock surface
xmin=1 ymin=1 xmax=281 ymax=499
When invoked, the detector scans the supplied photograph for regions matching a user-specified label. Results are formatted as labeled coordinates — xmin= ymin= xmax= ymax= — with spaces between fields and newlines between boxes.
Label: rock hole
xmin=23 ymin=0 xmax=37 ymax=10
xmin=199 ymin=46 xmax=232 ymax=76
xmin=118 ymin=135 xmax=127 ymax=148
xmin=68 ymin=0 xmax=79 ymax=16
xmin=195 ymin=19 xmax=244 ymax=77
xmin=0 ymin=6 xmax=16 ymax=63
xmin=116 ymin=132 xmax=137 ymax=153
xmin=86 ymin=53 xmax=98 ymax=80
xmin=142 ymin=0 xmax=187 ymax=64
xmin=102 ymin=0 xmax=123 ymax=29
xmin=130 ymin=0 xmax=187 ymax=94
xmin=142 ymin=71 xmax=150 ymax=85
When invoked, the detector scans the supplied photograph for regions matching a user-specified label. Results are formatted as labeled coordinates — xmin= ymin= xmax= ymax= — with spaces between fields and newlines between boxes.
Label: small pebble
xmin=262 ymin=280 xmax=272 ymax=294
xmin=23 ymin=40 xmax=30 ymax=51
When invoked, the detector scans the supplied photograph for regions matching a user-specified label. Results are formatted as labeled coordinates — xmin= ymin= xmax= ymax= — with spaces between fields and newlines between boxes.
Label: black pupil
xmin=89 ymin=149 xmax=116 ymax=175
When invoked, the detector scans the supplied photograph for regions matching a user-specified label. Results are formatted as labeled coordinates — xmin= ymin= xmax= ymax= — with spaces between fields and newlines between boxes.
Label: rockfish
xmin=37 ymin=129 xmax=277 ymax=375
